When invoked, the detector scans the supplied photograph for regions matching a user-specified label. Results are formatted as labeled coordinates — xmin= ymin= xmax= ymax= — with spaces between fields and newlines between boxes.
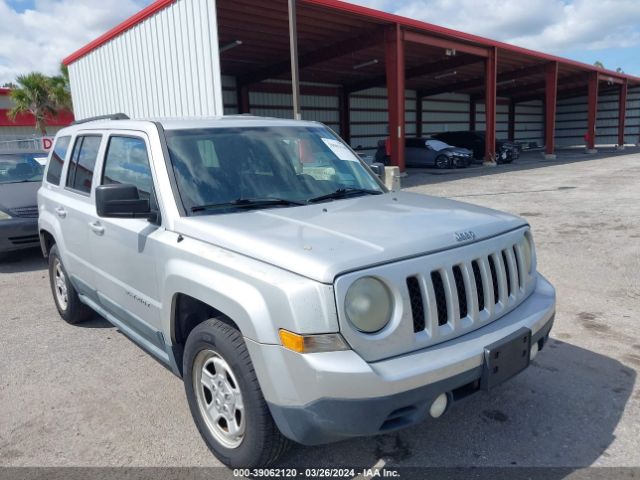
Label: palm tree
xmin=8 ymin=72 xmax=61 ymax=135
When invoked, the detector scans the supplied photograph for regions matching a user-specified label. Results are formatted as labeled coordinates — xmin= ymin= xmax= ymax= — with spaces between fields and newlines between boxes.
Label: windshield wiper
xmin=191 ymin=197 xmax=305 ymax=213
xmin=307 ymin=187 xmax=383 ymax=204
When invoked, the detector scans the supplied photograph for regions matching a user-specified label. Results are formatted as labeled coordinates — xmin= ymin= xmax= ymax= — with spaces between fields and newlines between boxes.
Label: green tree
xmin=8 ymin=72 xmax=65 ymax=135
xmin=594 ymin=60 xmax=605 ymax=68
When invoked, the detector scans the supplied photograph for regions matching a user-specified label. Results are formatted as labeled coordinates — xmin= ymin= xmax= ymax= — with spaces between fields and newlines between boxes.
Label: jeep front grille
xmin=409 ymin=242 xmax=531 ymax=338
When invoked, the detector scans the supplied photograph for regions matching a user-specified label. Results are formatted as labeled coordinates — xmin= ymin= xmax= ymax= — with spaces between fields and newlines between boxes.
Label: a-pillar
xmin=385 ymin=24 xmax=406 ymax=171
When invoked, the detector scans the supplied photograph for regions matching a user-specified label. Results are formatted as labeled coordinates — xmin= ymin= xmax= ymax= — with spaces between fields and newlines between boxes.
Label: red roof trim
xmin=62 ymin=0 xmax=177 ymax=66
xmin=62 ymin=0 xmax=640 ymax=84
xmin=0 ymin=88 xmax=11 ymax=95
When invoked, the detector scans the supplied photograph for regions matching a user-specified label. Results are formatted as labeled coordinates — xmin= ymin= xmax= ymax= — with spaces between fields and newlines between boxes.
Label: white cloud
xmin=351 ymin=0 xmax=640 ymax=54
xmin=0 ymin=0 xmax=149 ymax=84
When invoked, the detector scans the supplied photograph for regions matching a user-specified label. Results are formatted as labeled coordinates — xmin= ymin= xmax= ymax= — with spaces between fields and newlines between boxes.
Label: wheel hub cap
xmin=193 ymin=350 xmax=245 ymax=449
xmin=53 ymin=260 xmax=68 ymax=310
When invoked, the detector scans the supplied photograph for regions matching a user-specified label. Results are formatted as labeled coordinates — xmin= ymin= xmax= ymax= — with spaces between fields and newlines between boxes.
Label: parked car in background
xmin=406 ymin=138 xmax=472 ymax=169
xmin=432 ymin=131 xmax=519 ymax=164
xmin=374 ymin=138 xmax=473 ymax=169
xmin=0 ymin=152 xmax=47 ymax=254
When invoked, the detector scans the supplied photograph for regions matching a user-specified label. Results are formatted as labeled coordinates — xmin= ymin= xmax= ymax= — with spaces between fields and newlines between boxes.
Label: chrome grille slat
xmin=461 ymin=262 xmax=479 ymax=324
xmin=422 ymin=274 xmax=440 ymax=338
xmin=493 ymin=252 xmax=509 ymax=307
xmin=443 ymin=267 xmax=460 ymax=330
xmin=478 ymin=256 xmax=495 ymax=318
xmin=504 ymin=247 xmax=520 ymax=302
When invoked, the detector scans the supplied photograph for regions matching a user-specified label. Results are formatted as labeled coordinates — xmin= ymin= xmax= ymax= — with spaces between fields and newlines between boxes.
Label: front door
xmin=89 ymin=133 xmax=165 ymax=350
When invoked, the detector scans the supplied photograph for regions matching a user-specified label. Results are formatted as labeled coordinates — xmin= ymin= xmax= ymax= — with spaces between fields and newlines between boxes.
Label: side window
xmin=46 ymin=136 xmax=71 ymax=185
xmin=102 ymin=136 xmax=153 ymax=199
xmin=66 ymin=135 xmax=102 ymax=194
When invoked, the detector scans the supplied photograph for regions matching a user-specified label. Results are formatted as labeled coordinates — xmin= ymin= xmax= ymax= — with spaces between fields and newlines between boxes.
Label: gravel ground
xmin=1 ymin=148 xmax=639 ymax=473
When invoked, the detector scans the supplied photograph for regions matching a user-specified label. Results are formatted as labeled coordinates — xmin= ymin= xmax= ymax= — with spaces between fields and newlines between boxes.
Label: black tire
xmin=48 ymin=244 xmax=92 ymax=324
xmin=183 ymin=318 xmax=291 ymax=468
xmin=435 ymin=155 xmax=450 ymax=169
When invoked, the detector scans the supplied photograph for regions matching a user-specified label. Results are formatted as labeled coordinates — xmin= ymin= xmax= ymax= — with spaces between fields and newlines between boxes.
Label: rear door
xmin=59 ymin=134 xmax=104 ymax=294
xmin=89 ymin=133 xmax=164 ymax=341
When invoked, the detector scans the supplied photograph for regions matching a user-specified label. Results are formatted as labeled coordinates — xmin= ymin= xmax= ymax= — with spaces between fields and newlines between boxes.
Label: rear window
xmin=46 ymin=136 xmax=71 ymax=185
xmin=66 ymin=135 xmax=102 ymax=194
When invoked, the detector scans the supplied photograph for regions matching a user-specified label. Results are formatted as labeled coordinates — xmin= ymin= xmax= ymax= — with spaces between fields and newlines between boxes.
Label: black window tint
xmin=66 ymin=135 xmax=101 ymax=194
xmin=102 ymin=136 xmax=152 ymax=198
xmin=46 ymin=136 xmax=71 ymax=185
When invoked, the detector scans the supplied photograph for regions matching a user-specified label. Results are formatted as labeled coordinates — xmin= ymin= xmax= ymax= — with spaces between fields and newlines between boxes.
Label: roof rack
xmin=72 ymin=113 xmax=129 ymax=125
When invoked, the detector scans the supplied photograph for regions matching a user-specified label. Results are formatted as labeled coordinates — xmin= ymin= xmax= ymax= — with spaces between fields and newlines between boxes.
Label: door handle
xmin=89 ymin=221 xmax=105 ymax=236
xmin=55 ymin=207 xmax=66 ymax=219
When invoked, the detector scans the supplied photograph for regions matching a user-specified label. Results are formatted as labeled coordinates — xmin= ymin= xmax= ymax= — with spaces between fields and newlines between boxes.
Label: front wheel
xmin=183 ymin=319 xmax=290 ymax=468
xmin=435 ymin=155 xmax=450 ymax=169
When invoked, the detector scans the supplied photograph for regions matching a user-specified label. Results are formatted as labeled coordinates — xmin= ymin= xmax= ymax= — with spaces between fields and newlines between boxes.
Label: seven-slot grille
xmin=407 ymin=242 xmax=530 ymax=338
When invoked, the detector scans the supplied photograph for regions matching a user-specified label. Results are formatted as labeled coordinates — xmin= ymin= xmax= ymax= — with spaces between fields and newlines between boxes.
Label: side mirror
xmin=95 ymin=184 xmax=151 ymax=219
xmin=369 ymin=162 xmax=386 ymax=183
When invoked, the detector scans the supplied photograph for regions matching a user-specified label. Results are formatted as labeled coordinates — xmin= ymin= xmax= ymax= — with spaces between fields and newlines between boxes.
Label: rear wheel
xmin=183 ymin=318 xmax=290 ymax=468
xmin=436 ymin=155 xmax=450 ymax=169
xmin=48 ymin=244 xmax=92 ymax=324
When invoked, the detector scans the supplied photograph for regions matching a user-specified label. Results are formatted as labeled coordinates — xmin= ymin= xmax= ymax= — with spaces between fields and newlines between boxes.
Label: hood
xmin=0 ymin=181 xmax=40 ymax=211
xmin=442 ymin=147 xmax=473 ymax=155
xmin=175 ymin=191 xmax=527 ymax=283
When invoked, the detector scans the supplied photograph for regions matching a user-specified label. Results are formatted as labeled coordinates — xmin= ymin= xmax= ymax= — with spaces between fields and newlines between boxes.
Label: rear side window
xmin=102 ymin=136 xmax=153 ymax=198
xmin=66 ymin=135 xmax=102 ymax=194
xmin=46 ymin=136 xmax=71 ymax=185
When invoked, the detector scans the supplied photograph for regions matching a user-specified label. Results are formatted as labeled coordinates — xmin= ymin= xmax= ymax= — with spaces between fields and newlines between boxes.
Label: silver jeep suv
xmin=38 ymin=115 xmax=555 ymax=468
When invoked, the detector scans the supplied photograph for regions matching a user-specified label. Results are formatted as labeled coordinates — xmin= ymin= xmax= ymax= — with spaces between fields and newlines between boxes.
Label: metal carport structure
xmin=63 ymin=0 xmax=640 ymax=170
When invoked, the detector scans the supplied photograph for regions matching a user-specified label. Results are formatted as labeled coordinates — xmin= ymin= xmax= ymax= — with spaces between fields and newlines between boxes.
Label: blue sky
xmin=1 ymin=0 xmax=638 ymax=84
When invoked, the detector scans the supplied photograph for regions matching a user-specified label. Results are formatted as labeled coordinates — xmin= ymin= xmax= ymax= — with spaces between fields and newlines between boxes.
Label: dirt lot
xmin=1 ymin=148 xmax=639 ymax=472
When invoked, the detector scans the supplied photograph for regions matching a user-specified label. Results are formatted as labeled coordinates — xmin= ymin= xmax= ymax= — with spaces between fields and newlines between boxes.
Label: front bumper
xmin=245 ymin=274 xmax=555 ymax=445
xmin=0 ymin=217 xmax=39 ymax=253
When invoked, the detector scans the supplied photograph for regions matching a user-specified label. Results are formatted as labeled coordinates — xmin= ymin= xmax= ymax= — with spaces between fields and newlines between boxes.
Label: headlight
xmin=521 ymin=234 xmax=534 ymax=274
xmin=344 ymin=277 xmax=393 ymax=333
xmin=0 ymin=210 xmax=12 ymax=221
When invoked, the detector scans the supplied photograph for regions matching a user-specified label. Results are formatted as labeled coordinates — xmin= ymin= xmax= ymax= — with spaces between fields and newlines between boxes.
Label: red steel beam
xmin=419 ymin=62 xmax=546 ymax=98
xmin=618 ymin=79 xmax=628 ymax=147
xmin=587 ymin=71 xmax=599 ymax=150
xmin=238 ymin=29 xmax=385 ymax=86
xmin=403 ymin=31 xmax=489 ymax=58
xmin=544 ymin=62 xmax=558 ymax=155
xmin=345 ymin=54 xmax=481 ymax=94
xmin=484 ymin=47 xmax=497 ymax=162
xmin=385 ymin=24 xmax=406 ymax=171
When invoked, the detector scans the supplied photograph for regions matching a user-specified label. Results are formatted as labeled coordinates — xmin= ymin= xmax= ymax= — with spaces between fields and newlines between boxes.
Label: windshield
xmin=0 ymin=154 xmax=44 ymax=184
xmin=165 ymin=126 xmax=384 ymax=214
xmin=425 ymin=139 xmax=450 ymax=151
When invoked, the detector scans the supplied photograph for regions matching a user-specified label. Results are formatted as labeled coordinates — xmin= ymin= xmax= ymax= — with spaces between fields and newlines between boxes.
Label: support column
xmin=469 ymin=97 xmax=476 ymax=131
xmin=544 ymin=62 xmax=558 ymax=159
xmin=237 ymin=84 xmax=250 ymax=114
xmin=339 ymin=88 xmax=351 ymax=144
xmin=416 ymin=93 xmax=423 ymax=138
xmin=288 ymin=0 xmax=302 ymax=120
xmin=617 ymin=79 xmax=628 ymax=149
xmin=586 ymin=71 xmax=599 ymax=153
xmin=385 ymin=24 xmax=406 ymax=171
xmin=484 ymin=47 xmax=497 ymax=164
xmin=508 ymin=99 xmax=515 ymax=142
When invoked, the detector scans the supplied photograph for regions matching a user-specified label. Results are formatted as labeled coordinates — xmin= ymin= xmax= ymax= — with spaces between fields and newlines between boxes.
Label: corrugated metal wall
xmin=349 ymin=87 xmax=416 ymax=152
xmin=514 ymin=100 xmax=544 ymax=146
xmin=421 ymin=93 xmax=470 ymax=135
xmin=556 ymin=85 xmax=640 ymax=147
xmin=68 ymin=0 xmax=223 ymax=120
